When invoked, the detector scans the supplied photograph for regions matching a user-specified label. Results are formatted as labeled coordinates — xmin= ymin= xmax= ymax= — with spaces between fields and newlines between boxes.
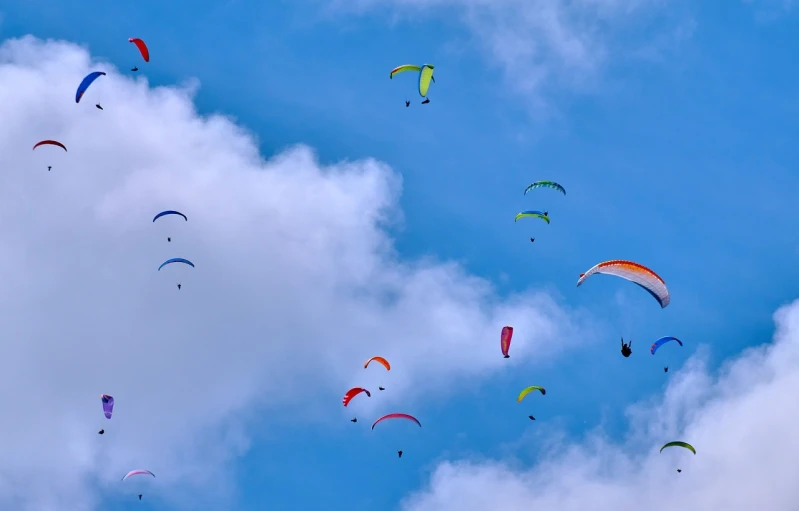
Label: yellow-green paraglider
xmin=660 ymin=441 xmax=695 ymax=473
xmin=659 ymin=441 xmax=695 ymax=454
xmin=517 ymin=386 xmax=546 ymax=402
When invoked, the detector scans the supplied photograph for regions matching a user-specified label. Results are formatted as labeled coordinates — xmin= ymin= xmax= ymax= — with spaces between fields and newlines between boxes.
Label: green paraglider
xmin=660 ymin=441 xmax=696 ymax=454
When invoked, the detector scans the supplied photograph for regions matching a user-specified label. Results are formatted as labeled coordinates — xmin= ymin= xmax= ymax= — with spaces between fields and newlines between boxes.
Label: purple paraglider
xmin=101 ymin=394 xmax=114 ymax=419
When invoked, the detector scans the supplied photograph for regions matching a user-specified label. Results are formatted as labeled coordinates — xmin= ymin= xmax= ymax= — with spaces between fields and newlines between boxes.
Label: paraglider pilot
xmin=530 ymin=238 xmax=535 ymax=243
xmin=664 ymin=366 xmax=669 ymax=373
xmin=421 ymin=98 xmax=430 ymax=104
xmin=350 ymin=418 xmax=357 ymax=423
xmin=138 ymin=494 xmax=143 ymax=500
xmin=177 ymin=283 xmax=182 ymax=290
xmin=131 ymin=66 xmax=139 ymax=72
xmin=167 ymin=237 xmax=172 ymax=242
xmin=621 ymin=337 xmax=632 ymax=357
xmin=95 ymin=104 xmax=103 ymax=110
xmin=528 ymin=415 xmax=535 ymax=421
xmin=47 ymin=166 xmax=51 ymax=172
xmin=378 ymin=386 xmax=385 ymax=391
xmin=98 ymin=429 xmax=104 ymax=435
xmin=397 ymin=450 xmax=403 ymax=458
xmin=405 ymin=100 xmax=410 ymax=107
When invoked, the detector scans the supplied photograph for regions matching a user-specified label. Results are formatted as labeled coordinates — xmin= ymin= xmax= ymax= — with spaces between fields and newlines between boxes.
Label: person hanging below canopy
xmin=621 ymin=337 xmax=632 ymax=357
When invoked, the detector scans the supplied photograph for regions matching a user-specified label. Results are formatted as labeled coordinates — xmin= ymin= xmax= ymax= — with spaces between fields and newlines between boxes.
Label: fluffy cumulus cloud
xmin=330 ymin=0 xmax=684 ymax=107
xmin=0 ymin=36 xmax=588 ymax=510
xmin=401 ymin=299 xmax=799 ymax=511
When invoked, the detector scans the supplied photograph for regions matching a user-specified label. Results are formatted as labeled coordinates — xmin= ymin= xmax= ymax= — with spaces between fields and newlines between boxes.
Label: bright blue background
xmin=3 ymin=1 xmax=799 ymax=509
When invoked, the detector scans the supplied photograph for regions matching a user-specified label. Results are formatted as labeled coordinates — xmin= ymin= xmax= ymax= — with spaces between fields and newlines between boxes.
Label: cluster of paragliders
xmin=344 ymin=357 xmax=421 ymax=459
xmin=500 ymin=255 xmax=695 ymax=471
xmin=34 ymin=38 xmax=174 ymax=502
xmin=390 ymin=64 xmax=435 ymax=106
xmin=154 ymin=210 xmax=193 ymax=290
xmin=31 ymin=38 xmax=149 ymax=171
xmin=98 ymin=395 xmax=156 ymax=500
xmin=514 ymin=180 xmax=565 ymax=243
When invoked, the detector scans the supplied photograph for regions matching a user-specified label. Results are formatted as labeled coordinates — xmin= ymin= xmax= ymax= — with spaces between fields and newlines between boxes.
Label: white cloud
xmin=401 ymin=298 xmax=799 ymax=511
xmin=0 ymin=36 xmax=588 ymax=510
xmin=328 ymin=0 xmax=681 ymax=111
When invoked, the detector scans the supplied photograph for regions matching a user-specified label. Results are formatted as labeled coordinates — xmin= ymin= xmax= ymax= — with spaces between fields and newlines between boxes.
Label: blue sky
xmin=1 ymin=1 xmax=799 ymax=510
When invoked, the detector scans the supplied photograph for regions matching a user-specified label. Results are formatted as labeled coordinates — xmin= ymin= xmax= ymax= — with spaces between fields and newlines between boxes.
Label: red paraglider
xmin=129 ymin=38 xmax=150 ymax=62
xmin=33 ymin=140 xmax=67 ymax=151
xmin=342 ymin=387 xmax=371 ymax=407
xmin=371 ymin=413 xmax=421 ymax=430
xmin=501 ymin=326 xmax=513 ymax=358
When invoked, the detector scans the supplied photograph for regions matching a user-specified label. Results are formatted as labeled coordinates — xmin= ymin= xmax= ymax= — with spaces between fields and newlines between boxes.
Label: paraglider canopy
xmin=121 ymin=469 xmax=155 ymax=481
xmin=76 ymin=71 xmax=106 ymax=103
xmin=128 ymin=38 xmax=150 ymax=62
xmin=152 ymin=210 xmax=188 ymax=222
xmin=33 ymin=140 xmax=67 ymax=151
xmin=517 ymin=386 xmax=546 ymax=402
xmin=101 ymin=394 xmax=114 ymax=419
xmin=364 ymin=356 xmax=390 ymax=371
xmin=577 ymin=260 xmax=670 ymax=308
xmin=371 ymin=413 xmax=421 ymax=430
xmin=524 ymin=181 xmax=566 ymax=195
xmin=158 ymin=258 xmax=195 ymax=271
xmin=660 ymin=441 xmax=695 ymax=454
xmin=500 ymin=326 xmax=513 ymax=358
xmin=514 ymin=211 xmax=550 ymax=224
xmin=342 ymin=387 xmax=371 ymax=407
xmin=650 ymin=336 xmax=683 ymax=355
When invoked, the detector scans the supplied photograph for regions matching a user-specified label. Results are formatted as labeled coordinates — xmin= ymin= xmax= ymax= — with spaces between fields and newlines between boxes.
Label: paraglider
xmin=650 ymin=336 xmax=683 ymax=355
xmin=524 ymin=181 xmax=566 ymax=195
xmin=577 ymin=260 xmax=670 ymax=308
xmin=660 ymin=441 xmax=695 ymax=454
xmin=121 ymin=470 xmax=155 ymax=481
xmin=364 ymin=356 xmax=390 ymax=371
xmin=343 ymin=387 xmax=371 ymax=407
xmin=371 ymin=413 xmax=421 ymax=430
xmin=152 ymin=210 xmax=188 ymax=223
xmin=500 ymin=326 xmax=513 ymax=358
xmin=33 ymin=140 xmax=67 ymax=152
xmin=660 ymin=441 xmax=695 ymax=472
xmin=517 ymin=386 xmax=546 ymax=402
xmin=514 ymin=211 xmax=550 ymax=224
xmin=128 ymin=38 xmax=150 ymax=62
xmin=390 ymin=64 xmax=435 ymax=102
xmin=101 ymin=394 xmax=114 ymax=419
xmin=158 ymin=258 xmax=194 ymax=271
xmin=621 ymin=338 xmax=632 ymax=357
xmin=76 ymin=71 xmax=105 ymax=103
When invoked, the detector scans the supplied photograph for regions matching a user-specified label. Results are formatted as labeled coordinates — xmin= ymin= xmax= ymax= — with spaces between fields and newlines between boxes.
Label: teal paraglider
xmin=76 ymin=71 xmax=106 ymax=103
